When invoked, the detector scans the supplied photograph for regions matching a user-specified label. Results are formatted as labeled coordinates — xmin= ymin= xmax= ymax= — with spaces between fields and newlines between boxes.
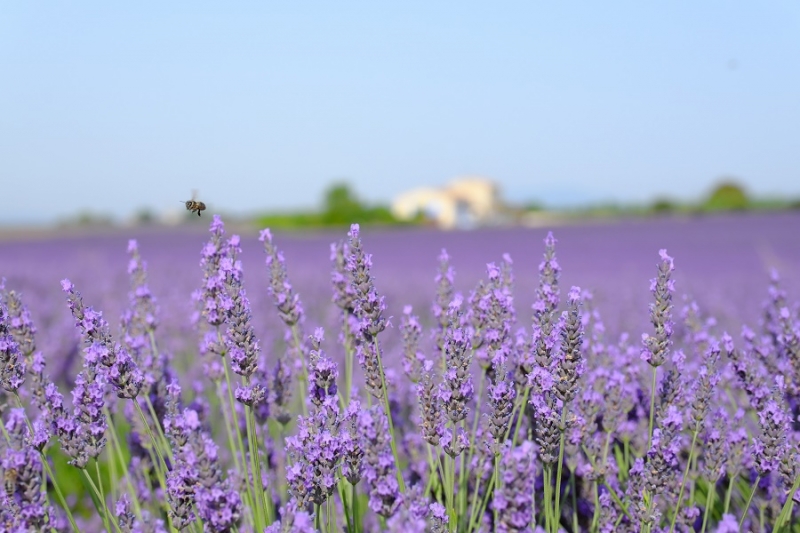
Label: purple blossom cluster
xmin=1 ymin=213 xmax=800 ymax=532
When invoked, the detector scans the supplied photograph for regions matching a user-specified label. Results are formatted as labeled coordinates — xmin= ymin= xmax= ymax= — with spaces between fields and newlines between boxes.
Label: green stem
xmin=669 ymin=426 xmax=700 ymax=533
xmin=508 ymin=387 xmax=531 ymax=446
xmin=775 ymin=472 xmax=800 ymax=529
xmin=343 ymin=318 xmax=354 ymax=404
xmin=492 ymin=457 xmax=500 ymax=532
xmin=463 ymin=372 xmax=485 ymax=495
xmin=133 ymin=402 xmax=168 ymax=473
xmin=143 ymin=394 xmax=174 ymax=462
xmin=222 ymin=357 xmax=249 ymax=469
xmin=553 ymin=408 xmax=568 ymax=533
xmin=373 ymin=337 xmax=406 ymax=492
xmin=468 ymin=459 xmax=498 ymax=533
xmin=290 ymin=326 xmax=309 ymax=416
xmin=700 ymin=478 xmax=717 ymax=533
xmin=571 ymin=469 xmax=579 ymax=533
xmin=42 ymin=455 xmax=81 ymax=533
xmin=543 ymin=466 xmax=553 ymax=532
xmin=81 ymin=466 xmax=120 ymax=533
xmin=723 ymin=473 xmax=735 ymax=515
xmin=647 ymin=366 xmax=657 ymax=451
xmin=215 ymin=378 xmax=243 ymax=473
xmin=739 ymin=475 xmax=760 ymax=528
xmin=589 ymin=432 xmax=613 ymax=532
xmin=104 ymin=408 xmax=146 ymax=521
xmin=245 ymin=402 xmax=266 ymax=531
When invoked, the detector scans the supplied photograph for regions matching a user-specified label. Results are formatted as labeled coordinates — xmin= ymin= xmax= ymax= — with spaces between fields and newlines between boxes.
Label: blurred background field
xmin=3 ymin=210 xmax=798 ymax=381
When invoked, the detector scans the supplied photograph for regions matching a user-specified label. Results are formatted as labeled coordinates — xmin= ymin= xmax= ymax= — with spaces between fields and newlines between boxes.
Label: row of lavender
xmin=1 ymin=214 xmax=799 ymax=532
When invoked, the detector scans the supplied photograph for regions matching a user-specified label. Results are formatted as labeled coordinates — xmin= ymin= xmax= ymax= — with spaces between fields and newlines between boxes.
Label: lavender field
xmin=1 ymin=211 xmax=800 ymax=532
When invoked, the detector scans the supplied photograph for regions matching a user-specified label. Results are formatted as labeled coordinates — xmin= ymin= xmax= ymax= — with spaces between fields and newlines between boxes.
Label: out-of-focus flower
xmin=493 ymin=440 xmax=535 ymax=533
xmin=260 ymin=228 xmax=305 ymax=327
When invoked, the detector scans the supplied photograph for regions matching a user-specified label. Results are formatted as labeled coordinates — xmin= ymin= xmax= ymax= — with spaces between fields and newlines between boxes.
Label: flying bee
xmin=181 ymin=191 xmax=206 ymax=217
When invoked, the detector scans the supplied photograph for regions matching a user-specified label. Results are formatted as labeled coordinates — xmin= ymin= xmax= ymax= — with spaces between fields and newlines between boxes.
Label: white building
xmin=391 ymin=177 xmax=502 ymax=229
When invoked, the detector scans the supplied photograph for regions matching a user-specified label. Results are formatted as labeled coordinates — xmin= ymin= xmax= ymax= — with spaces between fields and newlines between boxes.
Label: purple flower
xmin=485 ymin=365 xmax=516 ymax=454
xmin=307 ymin=328 xmax=338 ymax=409
xmin=400 ymin=306 xmax=425 ymax=383
xmin=533 ymin=232 xmax=560 ymax=323
xmin=286 ymin=408 xmax=343 ymax=506
xmin=493 ymin=441 xmax=535 ymax=533
xmin=340 ymin=400 xmax=365 ymax=485
xmin=713 ymin=513 xmax=740 ymax=533
xmin=362 ymin=406 xmax=402 ymax=517
xmin=1 ymin=445 xmax=48 ymax=530
xmin=347 ymin=224 xmax=387 ymax=338
xmin=223 ymin=240 xmax=260 ymax=381
xmin=195 ymin=480 xmax=242 ymax=533
xmin=330 ymin=240 xmax=356 ymax=315
xmin=439 ymin=297 xmax=473 ymax=424
xmin=641 ymin=249 xmax=675 ymax=367
xmin=416 ymin=359 xmax=443 ymax=446
xmin=428 ymin=502 xmax=449 ymax=533
xmin=62 ymin=279 xmax=143 ymax=399
xmin=120 ymin=239 xmax=159 ymax=377
xmin=553 ymin=286 xmax=584 ymax=404
xmin=264 ymin=500 xmax=317 ymax=533
xmin=0 ymin=302 xmax=26 ymax=393
xmin=432 ymin=248 xmax=455 ymax=351
xmin=196 ymin=215 xmax=229 ymax=327
xmin=166 ymin=458 xmax=197 ymax=530
xmin=268 ymin=353 xmax=294 ymax=426
xmin=260 ymin=228 xmax=305 ymax=327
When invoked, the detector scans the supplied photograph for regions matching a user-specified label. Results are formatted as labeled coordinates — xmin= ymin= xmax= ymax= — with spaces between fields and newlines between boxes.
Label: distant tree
xmin=321 ymin=182 xmax=365 ymax=225
xmin=651 ymin=197 xmax=677 ymax=213
xmin=136 ymin=208 xmax=155 ymax=225
xmin=704 ymin=180 xmax=749 ymax=211
xmin=256 ymin=180 xmax=410 ymax=229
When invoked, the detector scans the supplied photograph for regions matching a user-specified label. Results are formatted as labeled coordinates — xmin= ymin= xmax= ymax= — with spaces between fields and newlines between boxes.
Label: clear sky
xmin=2 ymin=1 xmax=799 ymax=224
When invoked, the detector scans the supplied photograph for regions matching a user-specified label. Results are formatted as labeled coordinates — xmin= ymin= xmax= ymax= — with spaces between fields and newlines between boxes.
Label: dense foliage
xmin=1 ymin=214 xmax=800 ymax=532
xmin=257 ymin=182 xmax=409 ymax=229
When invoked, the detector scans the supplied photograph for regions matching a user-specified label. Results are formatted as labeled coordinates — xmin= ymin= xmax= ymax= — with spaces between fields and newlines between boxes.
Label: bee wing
xmin=191 ymin=189 xmax=199 ymax=202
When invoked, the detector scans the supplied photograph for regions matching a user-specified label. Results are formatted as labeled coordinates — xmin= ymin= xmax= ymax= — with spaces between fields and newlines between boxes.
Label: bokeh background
xmin=2 ymin=1 xmax=799 ymax=227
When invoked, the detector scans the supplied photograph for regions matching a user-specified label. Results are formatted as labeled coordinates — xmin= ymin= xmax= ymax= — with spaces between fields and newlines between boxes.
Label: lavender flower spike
xmin=641 ymin=249 xmax=675 ymax=367
xmin=347 ymin=223 xmax=387 ymax=338
xmin=259 ymin=228 xmax=305 ymax=327
xmin=362 ymin=406 xmax=402 ymax=517
xmin=196 ymin=214 xmax=229 ymax=327
xmin=0 ymin=302 xmax=26 ymax=393
xmin=554 ymin=286 xmax=585 ymax=404
xmin=493 ymin=441 xmax=535 ymax=533
xmin=439 ymin=294 xmax=473 ymax=424
xmin=61 ymin=279 xmax=143 ymax=399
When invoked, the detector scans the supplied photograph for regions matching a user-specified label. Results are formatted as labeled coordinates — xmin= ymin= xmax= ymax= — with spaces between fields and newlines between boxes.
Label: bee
xmin=4 ymin=467 xmax=17 ymax=498
xmin=181 ymin=191 xmax=206 ymax=217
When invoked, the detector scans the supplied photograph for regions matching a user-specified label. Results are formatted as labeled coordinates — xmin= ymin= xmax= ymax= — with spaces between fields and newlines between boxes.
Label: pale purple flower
xmin=641 ymin=249 xmax=675 ymax=367
xmin=260 ymin=228 xmax=305 ymax=327
xmin=493 ymin=440 xmax=535 ymax=533
xmin=0 ymin=302 xmax=25 ymax=393
xmin=362 ymin=406 xmax=402 ymax=517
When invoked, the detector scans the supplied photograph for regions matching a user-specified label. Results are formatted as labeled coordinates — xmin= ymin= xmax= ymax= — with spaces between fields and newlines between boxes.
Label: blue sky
xmin=2 ymin=1 xmax=799 ymax=224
